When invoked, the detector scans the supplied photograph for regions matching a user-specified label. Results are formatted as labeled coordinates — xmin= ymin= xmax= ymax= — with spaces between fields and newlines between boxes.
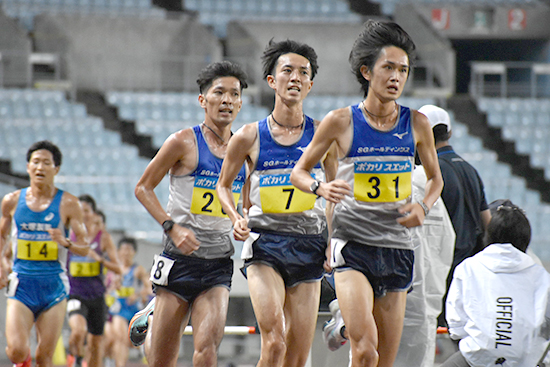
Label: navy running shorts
xmin=152 ymin=251 xmax=233 ymax=304
xmin=242 ymin=229 xmax=327 ymax=287
xmin=335 ymin=241 xmax=414 ymax=298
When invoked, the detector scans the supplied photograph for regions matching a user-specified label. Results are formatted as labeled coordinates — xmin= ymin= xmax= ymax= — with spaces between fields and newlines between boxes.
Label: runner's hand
xmin=233 ymin=217 xmax=250 ymax=241
xmin=397 ymin=202 xmax=425 ymax=228
xmin=317 ymin=179 xmax=352 ymax=204
xmin=169 ymin=224 xmax=200 ymax=255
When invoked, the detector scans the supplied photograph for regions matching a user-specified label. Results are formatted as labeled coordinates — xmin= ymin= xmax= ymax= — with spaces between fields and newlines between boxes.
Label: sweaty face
xmin=27 ymin=149 xmax=58 ymax=183
xmin=199 ymin=76 xmax=243 ymax=127
xmin=268 ymin=53 xmax=313 ymax=103
xmin=363 ymin=46 xmax=410 ymax=102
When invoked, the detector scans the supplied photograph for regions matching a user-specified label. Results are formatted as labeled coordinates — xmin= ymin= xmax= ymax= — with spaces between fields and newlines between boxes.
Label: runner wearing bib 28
xmin=132 ymin=61 xmax=249 ymax=367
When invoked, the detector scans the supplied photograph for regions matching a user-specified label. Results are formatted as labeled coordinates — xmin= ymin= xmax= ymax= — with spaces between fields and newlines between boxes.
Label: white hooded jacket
xmin=446 ymin=243 xmax=550 ymax=367
xmin=394 ymin=165 xmax=455 ymax=367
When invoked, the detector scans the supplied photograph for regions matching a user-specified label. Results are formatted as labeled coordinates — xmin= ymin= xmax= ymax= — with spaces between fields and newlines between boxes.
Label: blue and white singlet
xmin=12 ymin=188 xmax=69 ymax=275
xmin=164 ymin=124 xmax=246 ymax=259
xmin=332 ymin=104 xmax=415 ymax=250
xmin=247 ymin=115 xmax=325 ymax=235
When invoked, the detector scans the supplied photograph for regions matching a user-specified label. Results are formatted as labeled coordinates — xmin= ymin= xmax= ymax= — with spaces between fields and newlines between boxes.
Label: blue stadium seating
xmin=479 ymin=97 xmax=550 ymax=177
xmin=0 ymin=88 xmax=164 ymax=241
xmin=185 ymin=0 xmax=362 ymax=37
xmin=1 ymin=89 xmax=550 ymax=260
xmin=106 ymin=91 xmax=270 ymax=148
xmin=1 ymin=0 xmax=165 ymax=30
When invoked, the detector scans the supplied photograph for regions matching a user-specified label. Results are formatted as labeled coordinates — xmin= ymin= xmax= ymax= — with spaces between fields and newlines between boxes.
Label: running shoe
xmin=128 ymin=297 xmax=156 ymax=347
xmin=66 ymin=354 xmax=87 ymax=367
xmin=13 ymin=353 xmax=31 ymax=367
xmin=322 ymin=299 xmax=348 ymax=351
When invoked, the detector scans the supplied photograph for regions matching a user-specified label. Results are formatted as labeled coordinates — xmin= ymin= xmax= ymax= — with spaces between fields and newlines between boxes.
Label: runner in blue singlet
xmin=0 ymin=141 xmax=89 ymax=367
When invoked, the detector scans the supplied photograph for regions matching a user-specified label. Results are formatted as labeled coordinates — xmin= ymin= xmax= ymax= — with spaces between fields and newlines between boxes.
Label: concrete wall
xmin=0 ymin=9 xmax=31 ymax=87
xmin=395 ymin=4 xmax=456 ymax=96
xmin=33 ymin=13 xmax=223 ymax=92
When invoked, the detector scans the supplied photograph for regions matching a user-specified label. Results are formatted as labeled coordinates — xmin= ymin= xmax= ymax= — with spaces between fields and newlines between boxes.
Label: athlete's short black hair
xmin=78 ymin=194 xmax=97 ymax=213
xmin=196 ymin=61 xmax=248 ymax=94
xmin=118 ymin=237 xmax=137 ymax=251
xmin=261 ymin=39 xmax=319 ymax=80
xmin=433 ymin=125 xmax=452 ymax=144
xmin=487 ymin=199 xmax=531 ymax=252
xmin=349 ymin=19 xmax=416 ymax=96
xmin=26 ymin=140 xmax=62 ymax=167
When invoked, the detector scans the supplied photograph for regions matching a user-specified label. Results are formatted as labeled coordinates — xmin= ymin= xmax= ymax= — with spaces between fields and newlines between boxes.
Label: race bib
xmin=105 ymin=294 xmax=116 ymax=307
xmin=67 ymin=298 xmax=82 ymax=313
xmin=16 ymin=239 xmax=58 ymax=261
xmin=69 ymin=261 xmax=101 ymax=277
xmin=190 ymin=176 xmax=242 ymax=217
xmin=149 ymin=254 xmax=175 ymax=286
xmin=259 ymin=173 xmax=316 ymax=213
xmin=5 ymin=272 xmax=19 ymax=297
xmin=116 ymin=286 xmax=135 ymax=298
xmin=353 ymin=160 xmax=412 ymax=203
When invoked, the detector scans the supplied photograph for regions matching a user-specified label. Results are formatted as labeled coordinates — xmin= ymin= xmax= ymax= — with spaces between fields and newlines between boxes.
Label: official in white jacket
xmin=394 ymin=165 xmax=456 ymax=367
xmin=443 ymin=199 xmax=550 ymax=367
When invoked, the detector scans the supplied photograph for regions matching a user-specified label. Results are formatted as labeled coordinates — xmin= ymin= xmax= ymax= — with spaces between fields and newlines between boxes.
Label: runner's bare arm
xmin=0 ymin=191 xmax=19 ymax=288
xmin=99 ymin=231 xmax=122 ymax=275
xmin=398 ymin=110 xmax=443 ymax=228
xmin=49 ymin=192 xmax=89 ymax=256
xmin=135 ymin=130 xmax=200 ymax=254
xmin=292 ymin=108 xmax=352 ymax=203
xmin=217 ymin=123 xmax=257 ymax=241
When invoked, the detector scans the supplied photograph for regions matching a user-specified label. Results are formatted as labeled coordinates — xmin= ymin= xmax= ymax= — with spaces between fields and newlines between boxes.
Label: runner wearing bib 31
xmin=291 ymin=20 xmax=443 ymax=367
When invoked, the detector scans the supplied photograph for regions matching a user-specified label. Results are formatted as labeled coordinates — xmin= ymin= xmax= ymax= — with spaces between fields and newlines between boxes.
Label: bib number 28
xmin=149 ymin=254 xmax=175 ymax=286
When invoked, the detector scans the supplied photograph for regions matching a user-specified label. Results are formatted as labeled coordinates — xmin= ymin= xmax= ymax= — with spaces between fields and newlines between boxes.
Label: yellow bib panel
xmin=353 ymin=161 xmax=412 ymax=203
xmin=16 ymin=239 xmax=58 ymax=261
xmin=259 ymin=173 xmax=316 ymax=214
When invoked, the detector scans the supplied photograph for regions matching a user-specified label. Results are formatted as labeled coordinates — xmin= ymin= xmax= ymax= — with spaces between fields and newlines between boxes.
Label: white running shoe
xmin=323 ymin=299 xmax=348 ymax=351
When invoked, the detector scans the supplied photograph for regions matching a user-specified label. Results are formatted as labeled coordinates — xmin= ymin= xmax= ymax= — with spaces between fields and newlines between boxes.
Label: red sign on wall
xmin=432 ymin=8 xmax=450 ymax=30
xmin=508 ymin=8 xmax=526 ymax=30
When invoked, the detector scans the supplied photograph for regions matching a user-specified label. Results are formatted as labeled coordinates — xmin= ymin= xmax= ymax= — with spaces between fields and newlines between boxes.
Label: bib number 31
xmin=353 ymin=161 xmax=412 ymax=202
xmin=149 ymin=254 xmax=175 ymax=286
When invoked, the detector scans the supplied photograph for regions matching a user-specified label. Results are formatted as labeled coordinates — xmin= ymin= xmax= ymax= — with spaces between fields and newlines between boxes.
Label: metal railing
xmin=470 ymin=61 xmax=550 ymax=98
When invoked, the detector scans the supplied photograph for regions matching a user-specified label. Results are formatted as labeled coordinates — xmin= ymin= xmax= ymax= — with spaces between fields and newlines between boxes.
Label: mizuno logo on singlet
xmin=393 ymin=131 xmax=408 ymax=140
xmin=296 ymin=146 xmax=307 ymax=153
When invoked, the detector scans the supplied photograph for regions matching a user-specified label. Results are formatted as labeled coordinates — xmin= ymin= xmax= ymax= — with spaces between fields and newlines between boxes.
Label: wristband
xmin=65 ymin=238 xmax=73 ymax=249
xmin=419 ymin=201 xmax=430 ymax=216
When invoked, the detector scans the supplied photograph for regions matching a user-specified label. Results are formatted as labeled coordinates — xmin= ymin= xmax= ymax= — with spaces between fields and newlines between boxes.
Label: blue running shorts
xmin=242 ymin=229 xmax=327 ymax=287
xmin=152 ymin=251 xmax=233 ymax=304
xmin=335 ymin=241 xmax=414 ymax=298
xmin=8 ymin=272 xmax=69 ymax=319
